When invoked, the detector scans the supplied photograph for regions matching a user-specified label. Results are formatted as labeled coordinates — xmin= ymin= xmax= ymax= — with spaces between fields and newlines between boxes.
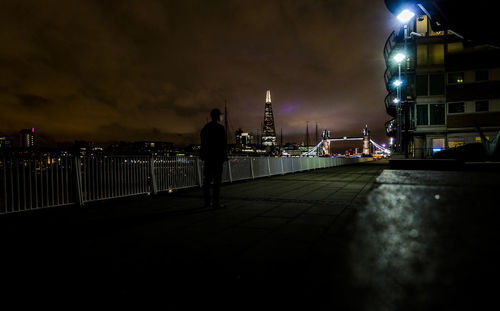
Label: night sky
xmin=0 ymin=0 xmax=397 ymax=147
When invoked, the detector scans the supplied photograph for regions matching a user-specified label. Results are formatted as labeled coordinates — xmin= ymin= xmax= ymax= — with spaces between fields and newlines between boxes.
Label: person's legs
xmin=202 ymin=161 xmax=213 ymax=207
xmin=212 ymin=162 xmax=223 ymax=207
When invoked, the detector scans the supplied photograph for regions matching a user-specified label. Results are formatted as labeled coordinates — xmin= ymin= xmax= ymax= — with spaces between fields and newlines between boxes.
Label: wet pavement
xmin=1 ymin=160 xmax=499 ymax=309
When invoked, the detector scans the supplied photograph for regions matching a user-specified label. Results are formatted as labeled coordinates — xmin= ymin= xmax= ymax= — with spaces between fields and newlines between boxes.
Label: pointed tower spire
xmin=280 ymin=128 xmax=283 ymax=148
xmin=306 ymin=121 xmax=309 ymax=148
xmin=363 ymin=124 xmax=371 ymax=155
xmin=315 ymin=122 xmax=318 ymax=144
xmin=262 ymin=90 xmax=276 ymax=147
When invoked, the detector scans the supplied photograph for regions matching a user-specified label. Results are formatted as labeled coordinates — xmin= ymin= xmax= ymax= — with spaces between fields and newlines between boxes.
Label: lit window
xmin=476 ymin=136 xmax=490 ymax=143
xmin=429 ymin=44 xmax=444 ymax=64
xmin=475 ymin=100 xmax=489 ymax=112
xmin=417 ymin=45 xmax=428 ymax=66
xmin=447 ymin=42 xmax=464 ymax=54
xmin=432 ymin=138 xmax=445 ymax=153
xmin=448 ymin=72 xmax=464 ymax=84
xmin=448 ymin=102 xmax=465 ymax=113
xmin=448 ymin=138 xmax=465 ymax=148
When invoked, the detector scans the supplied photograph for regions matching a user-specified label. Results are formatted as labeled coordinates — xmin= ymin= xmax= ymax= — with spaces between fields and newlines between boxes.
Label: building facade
xmin=19 ymin=128 xmax=35 ymax=148
xmin=262 ymin=90 xmax=277 ymax=147
xmin=384 ymin=11 xmax=500 ymax=158
xmin=0 ymin=136 xmax=12 ymax=150
xmin=235 ymin=128 xmax=253 ymax=146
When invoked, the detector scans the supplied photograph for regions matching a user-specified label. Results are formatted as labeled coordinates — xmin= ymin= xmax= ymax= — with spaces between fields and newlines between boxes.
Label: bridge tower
xmin=321 ymin=130 xmax=332 ymax=156
xmin=262 ymin=90 xmax=276 ymax=147
xmin=363 ymin=125 xmax=371 ymax=155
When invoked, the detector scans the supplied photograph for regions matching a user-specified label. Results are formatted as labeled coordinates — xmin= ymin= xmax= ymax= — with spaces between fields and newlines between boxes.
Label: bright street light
xmin=397 ymin=9 xmax=415 ymax=23
xmin=393 ymin=98 xmax=400 ymax=104
xmin=393 ymin=79 xmax=403 ymax=87
xmin=393 ymin=52 xmax=406 ymax=64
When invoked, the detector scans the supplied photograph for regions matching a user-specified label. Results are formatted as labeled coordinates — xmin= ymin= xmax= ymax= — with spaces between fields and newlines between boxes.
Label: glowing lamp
xmin=393 ymin=79 xmax=403 ymax=87
xmin=397 ymin=9 xmax=415 ymax=23
xmin=393 ymin=98 xmax=400 ymax=104
xmin=393 ymin=53 xmax=406 ymax=64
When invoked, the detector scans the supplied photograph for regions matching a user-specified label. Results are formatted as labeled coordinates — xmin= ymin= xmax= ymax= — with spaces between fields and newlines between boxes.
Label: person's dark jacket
xmin=200 ymin=121 xmax=228 ymax=162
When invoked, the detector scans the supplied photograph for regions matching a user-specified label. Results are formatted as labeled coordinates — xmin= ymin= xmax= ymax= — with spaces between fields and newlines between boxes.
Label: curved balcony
xmin=383 ymin=29 xmax=406 ymax=67
xmin=384 ymin=67 xmax=396 ymax=92
xmin=385 ymin=118 xmax=397 ymax=137
xmin=384 ymin=54 xmax=416 ymax=92
xmin=385 ymin=92 xmax=397 ymax=117
xmin=383 ymin=31 xmax=397 ymax=67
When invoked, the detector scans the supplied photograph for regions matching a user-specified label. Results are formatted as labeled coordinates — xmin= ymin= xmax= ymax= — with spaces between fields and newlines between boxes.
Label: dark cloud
xmin=94 ymin=122 xmax=198 ymax=145
xmin=0 ymin=0 xmax=396 ymax=146
xmin=16 ymin=94 xmax=49 ymax=108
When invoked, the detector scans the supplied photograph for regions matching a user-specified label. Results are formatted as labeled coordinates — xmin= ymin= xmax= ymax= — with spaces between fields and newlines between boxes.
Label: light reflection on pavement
xmin=350 ymin=170 xmax=499 ymax=310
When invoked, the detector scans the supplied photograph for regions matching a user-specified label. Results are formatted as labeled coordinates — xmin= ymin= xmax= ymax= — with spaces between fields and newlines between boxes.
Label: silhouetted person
xmin=200 ymin=108 xmax=228 ymax=209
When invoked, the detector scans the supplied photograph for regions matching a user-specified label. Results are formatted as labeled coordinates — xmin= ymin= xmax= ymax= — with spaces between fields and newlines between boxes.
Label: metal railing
xmin=0 ymin=155 xmax=373 ymax=214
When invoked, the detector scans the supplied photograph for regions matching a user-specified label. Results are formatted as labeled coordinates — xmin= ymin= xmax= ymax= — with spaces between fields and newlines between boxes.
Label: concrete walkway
xmin=2 ymin=160 xmax=499 ymax=309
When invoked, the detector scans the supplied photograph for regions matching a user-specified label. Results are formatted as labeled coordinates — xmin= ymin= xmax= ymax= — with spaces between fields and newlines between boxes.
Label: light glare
xmin=393 ymin=53 xmax=406 ymax=63
xmin=397 ymin=9 xmax=415 ymax=23
xmin=393 ymin=79 xmax=403 ymax=87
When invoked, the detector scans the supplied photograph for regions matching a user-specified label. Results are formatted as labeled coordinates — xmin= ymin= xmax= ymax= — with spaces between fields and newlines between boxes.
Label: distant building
xmin=19 ymin=128 xmax=35 ymax=148
xmin=74 ymin=141 xmax=98 ymax=156
xmin=262 ymin=90 xmax=277 ymax=147
xmin=0 ymin=136 xmax=12 ymax=150
xmin=107 ymin=141 xmax=174 ymax=155
xmin=235 ymin=128 xmax=253 ymax=146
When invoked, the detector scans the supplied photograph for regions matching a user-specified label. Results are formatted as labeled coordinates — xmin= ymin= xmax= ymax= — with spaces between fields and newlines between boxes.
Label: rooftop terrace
xmin=2 ymin=160 xmax=499 ymax=309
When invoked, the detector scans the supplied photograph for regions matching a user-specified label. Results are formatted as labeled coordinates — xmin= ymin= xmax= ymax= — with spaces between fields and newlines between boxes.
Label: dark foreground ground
xmin=1 ymin=160 xmax=499 ymax=309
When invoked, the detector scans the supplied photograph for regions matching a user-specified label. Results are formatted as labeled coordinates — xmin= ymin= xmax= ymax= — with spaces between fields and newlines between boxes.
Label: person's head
xmin=210 ymin=108 xmax=222 ymax=122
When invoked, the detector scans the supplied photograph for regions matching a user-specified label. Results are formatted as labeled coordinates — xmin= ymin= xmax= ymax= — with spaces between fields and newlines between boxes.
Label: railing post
xmin=1 ymin=157 xmax=7 ymax=213
xmin=196 ymin=158 xmax=203 ymax=187
xmin=250 ymin=157 xmax=255 ymax=179
xmin=149 ymin=156 xmax=158 ymax=195
xmin=281 ymin=157 xmax=284 ymax=175
xmin=73 ymin=156 xmax=84 ymax=206
xmin=228 ymin=158 xmax=233 ymax=183
xmin=267 ymin=157 xmax=271 ymax=176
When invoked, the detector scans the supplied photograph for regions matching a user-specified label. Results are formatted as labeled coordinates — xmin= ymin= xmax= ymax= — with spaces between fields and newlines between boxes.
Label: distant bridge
xmin=299 ymin=126 xmax=391 ymax=156
xmin=301 ymin=138 xmax=390 ymax=156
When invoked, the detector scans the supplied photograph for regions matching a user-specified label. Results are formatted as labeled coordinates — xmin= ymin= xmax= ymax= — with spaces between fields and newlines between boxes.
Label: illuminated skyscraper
xmin=20 ymin=128 xmax=35 ymax=148
xmin=261 ymin=90 xmax=276 ymax=146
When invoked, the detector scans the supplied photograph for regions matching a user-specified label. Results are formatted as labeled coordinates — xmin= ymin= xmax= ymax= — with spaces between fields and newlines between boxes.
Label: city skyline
xmin=0 ymin=0 xmax=396 ymax=146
